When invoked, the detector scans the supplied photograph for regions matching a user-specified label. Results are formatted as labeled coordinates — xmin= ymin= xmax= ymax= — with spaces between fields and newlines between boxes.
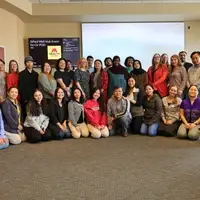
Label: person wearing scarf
xmin=130 ymin=60 xmax=147 ymax=90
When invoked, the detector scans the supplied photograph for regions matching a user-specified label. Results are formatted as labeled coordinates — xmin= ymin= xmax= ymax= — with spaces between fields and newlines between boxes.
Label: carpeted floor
xmin=1 ymin=135 xmax=200 ymax=200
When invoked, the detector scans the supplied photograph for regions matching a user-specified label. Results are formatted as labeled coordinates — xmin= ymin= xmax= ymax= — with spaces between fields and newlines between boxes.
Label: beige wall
xmin=1 ymin=7 xmax=200 ymax=73
xmin=0 ymin=8 xmax=25 ymax=71
xmin=185 ymin=22 xmax=200 ymax=56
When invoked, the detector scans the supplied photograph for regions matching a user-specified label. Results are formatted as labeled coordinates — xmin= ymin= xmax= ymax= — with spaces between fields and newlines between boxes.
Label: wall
xmin=0 ymin=8 xmax=25 ymax=71
xmin=185 ymin=22 xmax=200 ymax=56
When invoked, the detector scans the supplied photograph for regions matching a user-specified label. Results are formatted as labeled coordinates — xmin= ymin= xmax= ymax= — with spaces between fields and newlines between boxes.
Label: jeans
xmin=60 ymin=129 xmax=71 ymax=139
xmin=109 ymin=115 xmax=132 ymax=136
xmin=140 ymin=123 xmax=159 ymax=136
xmin=0 ymin=142 xmax=9 ymax=150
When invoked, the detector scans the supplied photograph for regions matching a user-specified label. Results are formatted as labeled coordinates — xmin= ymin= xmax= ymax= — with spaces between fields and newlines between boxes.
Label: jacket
xmin=147 ymin=64 xmax=168 ymax=97
xmin=48 ymin=99 xmax=68 ymax=124
xmin=84 ymin=99 xmax=107 ymax=127
xmin=143 ymin=94 xmax=162 ymax=125
xmin=18 ymin=68 xmax=38 ymax=103
xmin=1 ymin=98 xmax=22 ymax=133
xmin=68 ymin=100 xmax=85 ymax=126
xmin=38 ymin=73 xmax=57 ymax=99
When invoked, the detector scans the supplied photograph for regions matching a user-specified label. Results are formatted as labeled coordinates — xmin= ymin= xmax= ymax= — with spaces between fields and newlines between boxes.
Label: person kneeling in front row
xmin=140 ymin=84 xmax=162 ymax=136
xmin=24 ymin=89 xmax=52 ymax=143
xmin=0 ymin=110 xmax=9 ymax=150
xmin=68 ymin=88 xmax=89 ymax=139
xmin=84 ymin=88 xmax=109 ymax=139
xmin=48 ymin=88 xmax=71 ymax=140
xmin=1 ymin=87 xmax=26 ymax=145
xmin=177 ymin=85 xmax=200 ymax=140
xmin=107 ymin=86 xmax=132 ymax=137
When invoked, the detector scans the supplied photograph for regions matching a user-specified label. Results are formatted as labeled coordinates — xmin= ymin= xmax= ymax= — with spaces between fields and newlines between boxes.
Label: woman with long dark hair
xmin=125 ymin=76 xmax=144 ymax=134
xmin=48 ymin=88 xmax=71 ymax=140
xmin=147 ymin=53 xmax=168 ymax=97
xmin=38 ymin=62 xmax=57 ymax=101
xmin=84 ymin=88 xmax=109 ymax=139
xmin=68 ymin=88 xmax=89 ymax=139
xmin=24 ymin=89 xmax=52 ymax=143
xmin=90 ymin=59 xmax=108 ymax=103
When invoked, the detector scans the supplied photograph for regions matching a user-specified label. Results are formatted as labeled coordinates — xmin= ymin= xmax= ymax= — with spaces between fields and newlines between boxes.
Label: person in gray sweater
xmin=38 ymin=62 xmax=57 ymax=101
xmin=24 ymin=89 xmax=52 ymax=143
xmin=68 ymin=88 xmax=89 ymax=139
xmin=107 ymin=86 xmax=132 ymax=137
xmin=140 ymin=84 xmax=162 ymax=136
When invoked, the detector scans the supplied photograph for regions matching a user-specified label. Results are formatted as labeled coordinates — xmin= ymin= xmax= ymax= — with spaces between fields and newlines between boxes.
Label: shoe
xmin=122 ymin=133 xmax=128 ymax=137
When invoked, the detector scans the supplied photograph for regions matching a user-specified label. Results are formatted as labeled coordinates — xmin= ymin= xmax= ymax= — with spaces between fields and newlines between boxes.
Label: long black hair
xmin=71 ymin=87 xmax=85 ymax=104
xmin=27 ymin=89 xmax=47 ymax=116
xmin=91 ymin=87 xmax=105 ymax=114
xmin=54 ymin=87 xmax=67 ymax=105
xmin=94 ymin=59 xmax=103 ymax=73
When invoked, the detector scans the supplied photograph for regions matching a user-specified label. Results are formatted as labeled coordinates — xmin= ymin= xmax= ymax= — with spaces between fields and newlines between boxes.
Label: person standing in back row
xmin=18 ymin=56 xmax=38 ymax=120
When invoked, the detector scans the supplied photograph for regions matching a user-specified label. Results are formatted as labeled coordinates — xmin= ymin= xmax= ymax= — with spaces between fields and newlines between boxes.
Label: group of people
xmin=0 ymin=50 xmax=200 ymax=150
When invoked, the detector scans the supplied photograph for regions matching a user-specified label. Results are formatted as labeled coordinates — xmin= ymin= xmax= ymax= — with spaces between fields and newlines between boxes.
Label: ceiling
xmin=29 ymin=0 xmax=200 ymax=3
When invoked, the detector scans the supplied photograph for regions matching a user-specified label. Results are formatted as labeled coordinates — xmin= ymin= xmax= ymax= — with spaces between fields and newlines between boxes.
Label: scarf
xmin=131 ymin=67 xmax=146 ymax=75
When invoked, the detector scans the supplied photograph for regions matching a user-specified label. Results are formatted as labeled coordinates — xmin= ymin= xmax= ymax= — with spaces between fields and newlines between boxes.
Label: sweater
xmin=107 ymin=97 xmax=131 ymax=119
xmin=7 ymin=73 xmax=19 ymax=89
xmin=84 ymin=99 xmax=107 ymax=127
xmin=38 ymin=73 xmax=57 ymax=99
xmin=161 ymin=96 xmax=182 ymax=123
xmin=24 ymin=104 xmax=49 ymax=131
xmin=188 ymin=65 xmax=200 ymax=88
xmin=168 ymin=66 xmax=187 ymax=91
xmin=125 ymin=87 xmax=144 ymax=117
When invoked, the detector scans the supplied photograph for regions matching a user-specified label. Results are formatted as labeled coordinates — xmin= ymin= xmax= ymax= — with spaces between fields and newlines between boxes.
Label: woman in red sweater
xmin=84 ymin=88 xmax=109 ymax=139
xmin=147 ymin=53 xmax=169 ymax=97
xmin=7 ymin=60 xmax=19 ymax=89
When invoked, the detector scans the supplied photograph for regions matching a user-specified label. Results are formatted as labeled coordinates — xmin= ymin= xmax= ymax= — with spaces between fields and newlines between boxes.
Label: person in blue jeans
xmin=0 ymin=110 xmax=9 ymax=150
xmin=140 ymin=84 xmax=162 ymax=136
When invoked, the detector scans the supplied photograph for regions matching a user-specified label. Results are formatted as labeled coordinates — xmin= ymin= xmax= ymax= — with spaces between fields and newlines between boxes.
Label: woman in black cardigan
xmin=48 ymin=88 xmax=71 ymax=140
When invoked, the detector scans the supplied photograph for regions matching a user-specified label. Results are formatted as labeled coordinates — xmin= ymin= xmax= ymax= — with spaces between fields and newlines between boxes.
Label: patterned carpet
xmin=0 ymin=135 xmax=200 ymax=200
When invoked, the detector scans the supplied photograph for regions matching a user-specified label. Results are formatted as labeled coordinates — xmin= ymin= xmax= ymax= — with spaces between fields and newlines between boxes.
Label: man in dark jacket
xmin=18 ymin=56 xmax=38 ymax=120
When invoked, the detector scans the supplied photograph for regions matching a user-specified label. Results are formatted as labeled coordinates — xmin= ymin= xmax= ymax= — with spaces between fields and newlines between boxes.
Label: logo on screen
xmin=47 ymin=46 xmax=61 ymax=60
